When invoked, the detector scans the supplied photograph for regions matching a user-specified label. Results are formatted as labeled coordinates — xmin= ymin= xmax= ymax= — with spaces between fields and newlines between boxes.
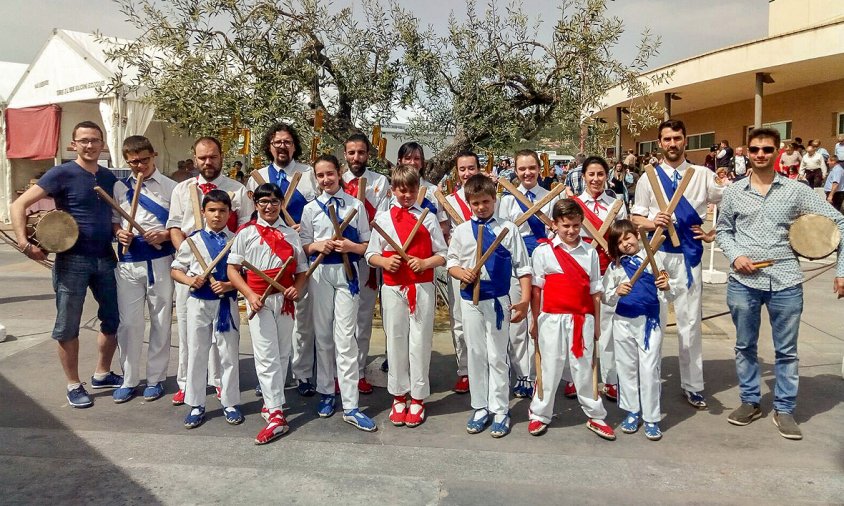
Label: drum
xmin=789 ymin=214 xmax=840 ymax=260
xmin=25 ymin=210 xmax=79 ymax=253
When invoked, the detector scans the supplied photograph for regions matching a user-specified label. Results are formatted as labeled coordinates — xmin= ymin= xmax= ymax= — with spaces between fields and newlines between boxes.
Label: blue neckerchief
xmin=268 ymin=163 xmax=308 ymax=223
xmin=123 ymin=176 xmax=170 ymax=226
xmin=190 ymin=230 xmax=237 ymax=333
xmin=653 ymin=165 xmax=703 ymax=287
xmin=508 ymin=190 xmax=546 ymax=256
xmin=616 ymin=256 xmax=660 ymax=350
xmin=312 ymin=197 xmax=360 ymax=295
xmin=460 ymin=218 xmax=512 ymax=329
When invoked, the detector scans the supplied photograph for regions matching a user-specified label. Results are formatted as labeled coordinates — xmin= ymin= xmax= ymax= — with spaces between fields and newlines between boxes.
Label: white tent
xmin=0 ymin=62 xmax=30 ymax=224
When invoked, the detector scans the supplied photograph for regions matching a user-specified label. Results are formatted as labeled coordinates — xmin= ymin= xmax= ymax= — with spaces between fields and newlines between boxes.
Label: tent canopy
xmin=0 ymin=62 xmax=28 ymax=104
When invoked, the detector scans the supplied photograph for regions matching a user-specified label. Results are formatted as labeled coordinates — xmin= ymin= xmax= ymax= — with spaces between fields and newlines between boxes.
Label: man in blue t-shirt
xmin=11 ymin=120 xmax=123 ymax=408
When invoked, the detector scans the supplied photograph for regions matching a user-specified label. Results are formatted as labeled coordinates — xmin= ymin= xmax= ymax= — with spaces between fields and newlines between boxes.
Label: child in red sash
xmin=527 ymin=199 xmax=615 ymax=440
xmin=227 ymin=183 xmax=308 ymax=445
xmin=447 ymin=175 xmax=531 ymax=438
xmin=366 ymin=166 xmax=447 ymax=427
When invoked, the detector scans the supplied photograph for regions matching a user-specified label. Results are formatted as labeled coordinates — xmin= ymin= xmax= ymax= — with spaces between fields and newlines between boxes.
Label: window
xmin=745 ymin=121 xmax=793 ymax=144
xmin=686 ymin=132 xmax=715 ymax=151
xmin=638 ymin=140 xmax=658 ymax=156
xmin=837 ymin=113 xmax=844 ymax=136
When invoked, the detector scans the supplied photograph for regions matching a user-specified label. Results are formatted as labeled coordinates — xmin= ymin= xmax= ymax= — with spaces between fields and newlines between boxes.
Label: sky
xmin=0 ymin=0 xmax=770 ymax=69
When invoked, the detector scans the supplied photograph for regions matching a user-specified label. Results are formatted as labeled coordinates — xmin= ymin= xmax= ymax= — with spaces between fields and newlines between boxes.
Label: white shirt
xmin=576 ymin=190 xmax=628 ymax=240
xmin=601 ymin=248 xmax=674 ymax=306
xmin=299 ymin=189 xmax=371 ymax=245
xmin=444 ymin=187 xmax=473 ymax=225
xmin=246 ymin=160 xmax=319 ymax=203
xmin=342 ymin=167 xmax=391 ymax=215
xmin=171 ymin=227 xmax=235 ymax=276
xmin=530 ymin=236 xmax=601 ymax=294
xmin=365 ymin=202 xmax=448 ymax=264
xmin=446 ymin=216 xmax=531 ymax=279
xmin=167 ymin=174 xmax=253 ymax=233
xmin=800 ymin=151 xmax=826 ymax=177
xmin=631 ymin=160 xmax=724 ymax=221
xmin=390 ymin=178 xmax=448 ymax=223
xmin=498 ymin=183 xmax=559 ymax=241
xmin=112 ymin=169 xmax=177 ymax=232
xmin=227 ymin=216 xmax=307 ymax=273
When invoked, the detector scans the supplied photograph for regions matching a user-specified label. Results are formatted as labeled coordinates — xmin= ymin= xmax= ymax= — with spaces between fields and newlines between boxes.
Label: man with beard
xmin=246 ymin=123 xmax=320 ymax=397
xmin=342 ymin=133 xmax=391 ymax=394
xmin=631 ymin=119 xmax=728 ymax=410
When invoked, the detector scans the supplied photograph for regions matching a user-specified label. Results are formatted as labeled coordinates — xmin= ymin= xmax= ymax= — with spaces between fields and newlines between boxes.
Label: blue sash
xmin=654 ymin=165 xmax=703 ymax=287
xmin=310 ymin=198 xmax=360 ymax=295
xmin=460 ymin=220 xmax=512 ymax=330
xmin=118 ymin=177 xmax=174 ymax=285
xmin=190 ymin=230 xmax=237 ymax=333
xmin=124 ymin=177 xmax=170 ymax=226
xmin=615 ymin=256 xmax=660 ymax=350
xmin=269 ymin=164 xmax=308 ymax=223
xmin=510 ymin=191 xmax=547 ymax=256
xmin=420 ymin=196 xmax=438 ymax=216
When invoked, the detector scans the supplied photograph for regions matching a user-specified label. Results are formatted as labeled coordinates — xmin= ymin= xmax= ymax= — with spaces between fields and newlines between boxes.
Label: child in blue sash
xmin=447 ymin=174 xmax=531 ymax=438
xmin=602 ymin=219 xmax=676 ymax=441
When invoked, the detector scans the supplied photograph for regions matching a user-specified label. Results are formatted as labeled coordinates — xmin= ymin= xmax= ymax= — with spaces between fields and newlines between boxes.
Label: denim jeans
xmin=726 ymin=279 xmax=802 ymax=414
xmin=52 ymin=253 xmax=119 ymax=341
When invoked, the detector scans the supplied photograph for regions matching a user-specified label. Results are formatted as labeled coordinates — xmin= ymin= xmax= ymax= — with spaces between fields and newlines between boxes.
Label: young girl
xmin=602 ymin=219 xmax=675 ymax=441
xmin=300 ymin=154 xmax=376 ymax=432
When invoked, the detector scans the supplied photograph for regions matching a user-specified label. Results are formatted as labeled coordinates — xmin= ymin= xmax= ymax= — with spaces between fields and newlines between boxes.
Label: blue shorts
xmin=51 ymin=253 xmax=119 ymax=341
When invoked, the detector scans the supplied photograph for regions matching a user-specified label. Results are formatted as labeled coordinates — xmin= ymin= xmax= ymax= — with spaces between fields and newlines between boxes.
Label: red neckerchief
xmin=573 ymin=195 xmax=612 ymax=274
xmin=541 ymin=244 xmax=594 ymax=358
xmin=382 ymin=206 xmax=434 ymax=314
xmin=452 ymin=190 xmax=472 ymax=221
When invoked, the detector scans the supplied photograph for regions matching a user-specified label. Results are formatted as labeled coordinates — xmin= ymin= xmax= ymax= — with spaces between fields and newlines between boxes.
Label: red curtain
xmin=5 ymin=105 xmax=61 ymax=160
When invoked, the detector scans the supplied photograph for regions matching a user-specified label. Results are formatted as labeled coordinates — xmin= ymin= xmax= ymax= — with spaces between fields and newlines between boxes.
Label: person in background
xmin=716 ymin=140 xmax=733 ymax=173
xmin=824 ymin=155 xmax=844 ymax=212
xmin=170 ymin=160 xmax=191 ymax=183
xmin=730 ymin=146 xmax=750 ymax=181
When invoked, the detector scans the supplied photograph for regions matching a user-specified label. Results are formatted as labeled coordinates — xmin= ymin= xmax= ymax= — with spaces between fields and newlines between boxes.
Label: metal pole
xmin=754 ymin=73 xmax=764 ymax=128
xmin=615 ymin=107 xmax=622 ymax=161
xmin=664 ymin=92 xmax=672 ymax=121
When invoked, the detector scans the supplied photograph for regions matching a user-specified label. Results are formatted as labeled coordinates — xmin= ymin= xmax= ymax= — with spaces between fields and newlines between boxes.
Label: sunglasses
xmin=748 ymin=146 xmax=776 ymax=154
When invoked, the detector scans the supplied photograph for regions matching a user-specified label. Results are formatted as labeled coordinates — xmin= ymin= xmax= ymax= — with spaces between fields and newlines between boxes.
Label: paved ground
xmin=0 ymin=241 xmax=842 ymax=505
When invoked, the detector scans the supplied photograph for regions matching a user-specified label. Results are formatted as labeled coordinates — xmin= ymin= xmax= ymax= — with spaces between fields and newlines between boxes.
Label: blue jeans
xmin=726 ymin=279 xmax=802 ymax=414
xmin=51 ymin=253 xmax=119 ymax=341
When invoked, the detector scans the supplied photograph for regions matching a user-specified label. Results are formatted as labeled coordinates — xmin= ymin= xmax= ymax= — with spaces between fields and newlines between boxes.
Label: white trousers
xmin=311 ymin=263 xmax=359 ymax=410
xmin=446 ymin=275 xmax=469 ymax=376
xmin=116 ymin=256 xmax=173 ymax=388
xmin=529 ymin=313 xmax=607 ymax=424
xmin=290 ymin=286 xmax=315 ymax=381
xmin=355 ymin=260 xmax=377 ymax=376
xmin=599 ymin=302 xmax=617 ymax=384
xmin=508 ymin=277 xmax=534 ymax=380
xmin=247 ymin=293 xmax=294 ymax=412
xmin=614 ymin=315 xmax=663 ymax=423
xmin=663 ymin=252 xmax=704 ymax=392
xmin=461 ymin=295 xmax=511 ymax=416
xmin=175 ymin=283 xmax=221 ymax=390
xmin=382 ymin=283 xmax=434 ymax=400
xmin=184 ymin=297 xmax=240 ymax=408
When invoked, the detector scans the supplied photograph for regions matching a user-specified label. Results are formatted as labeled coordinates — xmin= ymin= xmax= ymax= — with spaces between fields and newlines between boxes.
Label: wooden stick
xmin=127 ymin=172 xmax=145 ymax=234
xmin=534 ymin=337 xmax=543 ymax=401
xmin=473 ymin=223 xmax=484 ymax=305
xmin=401 ymin=208 xmax=430 ymax=251
xmin=246 ymin=257 xmax=293 ymax=320
xmin=592 ymin=339 xmax=600 ymax=401
xmin=310 ymin=137 xmax=320 ymax=164
xmin=629 ymin=234 xmax=667 ymax=285
xmin=357 ymin=177 xmax=367 ymax=202
xmin=498 ymin=179 xmax=553 ymax=229
xmin=752 ymin=259 xmax=775 ymax=268
xmin=378 ymin=138 xmax=386 ymax=159
xmin=251 ymin=170 xmax=267 ymax=186
xmin=513 ymin=185 xmax=566 ymax=228
xmin=197 ymin=238 xmax=235 ymax=280
xmin=279 ymin=171 xmax=302 ymax=226
xmin=304 ymin=208 xmax=358 ymax=279
xmin=434 ymin=189 xmax=464 ymax=224
xmin=638 ymin=226 xmax=660 ymax=276
xmin=329 ymin=205 xmax=355 ymax=280
xmin=242 ymin=259 xmax=287 ymax=293
xmin=644 ymin=164 xmax=679 ymax=247
xmin=649 ymin=167 xmax=697 ymax=250
xmin=416 ymin=186 xmax=428 ymax=205
xmin=460 ymin=227 xmax=511 ymax=291
xmin=371 ymin=124 xmax=381 ymax=147
xmin=370 ymin=221 xmax=412 ymax=263
xmin=597 ymin=199 xmax=623 ymax=237
xmin=189 ymin=182 xmax=204 ymax=231
xmin=93 ymin=186 xmax=161 ymax=250
xmin=314 ymin=109 xmax=324 ymax=132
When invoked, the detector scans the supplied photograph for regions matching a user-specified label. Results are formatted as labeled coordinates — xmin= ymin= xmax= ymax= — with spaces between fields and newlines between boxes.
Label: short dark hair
xmin=72 ymin=121 xmax=103 ymax=140
xmin=721 ymin=139 xmax=730 ymax=147
xmin=514 ymin=149 xmax=541 ymax=168
xmin=551 ymin=198 xmax=584 ymax=222
xmin=193 ymin=136 xmax=222 ymax=154
xmin=582 ymin=155 xmax=609 ymax=174
xmin=658 ymin=119 xmax=687 ymax=138
xmin=391 ymin=164 xmax=420 ymax=190
xmin=253 ymin=183 xmax=284 ymax=203
xmin=262 ymin=123 xmax=302 ymax=162
xmin=122 ymin=135 xmax=155 ymax=157
xmin=747 ymin=127 xmax=781 ymax=148
xmin=453 ymin=150 xmax=480 ymax=169
xmin=606 ymin=219 xmax=638 ymax=260
xmin=233 ymin=161 xmax=243 ymax=168
xmin=202 ymin=189 xmax=232 ymax=210
xmin=397 ymin=142 xmax=425 ymax=163
xmin=463 ymin=174 xmax=497 ymax=201
xmin=345 ymin=133 xmax=371 ymax=151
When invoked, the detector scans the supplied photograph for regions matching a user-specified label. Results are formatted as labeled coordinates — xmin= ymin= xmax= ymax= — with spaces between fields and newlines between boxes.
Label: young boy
xmin=170 ymin=190 xmax=242 ymax=429
xmin=527 ymin=199 xmax=615 ymax=440
xmin=366 ymin=165 xmax=447 ymax=427
xmin=227 ymin=183 xmax=309 ymax=444
xmin=447 ymin=174 xmax=531 ymax=438
xmin=112 ymin=136 xmax=177 ymax=403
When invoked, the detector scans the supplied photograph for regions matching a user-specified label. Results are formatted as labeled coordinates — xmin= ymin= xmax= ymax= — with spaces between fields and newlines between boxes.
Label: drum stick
xmin=638 ymin=226 xmax=660 ymax=276
xmin=304 ymin=208 xmax=358 ymax=279
xmin=434 ymin=189 xmax=464 ymax=224
xmin=246 ymin=257 xmax=293 ymax=320
xmin=644 ymin=164 xmax=679 ymax=247
xmin=597 ymin=199 xmax=623 ymax=237
xmin=650 ymin=167 xmax=696 ymax=250
xmin=461 ymin=227 xmax=511 ymax=291
xmin=189 ymin=182 xmax=204 ymax=231
xmin=93 ymin=186 xmax=161 ymax=250
xmin=629 ymin=234 xmax=667 ymax=285
xmin=416 ymin=186 xmax=428 ymax=205
xmin=473 ymin=223 xmax=484 ymax=305
xmin=127 ymin=172 xmax=145 ymax=234
xmin=401 ymin=208 xmax=430 ymax=251
xmin=185 ymin=236 xmax=224 ymax=298
xmin=357 ymin=177 xmax=367 ymax=202
xmin=370 ymin=221 xmax=412 ymax=263
xmin=498 ymin=179 xmax=554 ymax=229
xmin=752 ymin=259 xmax=775 ymax=269
xmin=329 ymin=205 xmax=355 ymax=280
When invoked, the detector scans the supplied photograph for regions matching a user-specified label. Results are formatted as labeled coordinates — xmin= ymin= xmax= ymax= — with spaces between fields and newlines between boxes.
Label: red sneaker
xmin=358 ymin=377 xmax=374 ymax=395
xmin=528 ymin=420 xmax=548 ymax=436
xmin=603 ymin=384 xmax=618 ymax=402
xmin=563 ymin=382 xmax=577 ymax=399
xmin=405 ymin=399 xmax=426 ymax=428
xmin=389 ymin=395 xmax=408 ymax=426
xmin=587 ymin=419 xmax=616 ymax=441
xmin=453 ymin=375 xmax=470 ymax=394
xmin=172 ymin=389 xmax=185 ymax=406
xmin=255 ymin=411 xmax=289 ymax=445
xmin=215 ymin=386 xmax=222 ymax=401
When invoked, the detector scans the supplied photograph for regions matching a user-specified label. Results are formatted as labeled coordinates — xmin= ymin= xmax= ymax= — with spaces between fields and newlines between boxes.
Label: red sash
xmin=243 ymin=223 xmax=297 ymax=317
xmin=382 ymin=207 xmax=434 ymax=314
xmin=452 ymin=191 xmax=472 ymax=221
xmin=344 ymin=177 xmax=377 ymax=222
xmin=541 ymin=246 xmax=594 ymax=358
xmin=573 ymin=196 xmax=611 ymax=274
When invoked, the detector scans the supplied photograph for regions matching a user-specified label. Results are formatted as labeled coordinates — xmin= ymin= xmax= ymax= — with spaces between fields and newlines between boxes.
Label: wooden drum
xmin=25 ymin=210 xmax=79 ymax=253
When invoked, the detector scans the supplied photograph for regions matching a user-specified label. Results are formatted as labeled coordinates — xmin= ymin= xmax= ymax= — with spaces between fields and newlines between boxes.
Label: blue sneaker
xmin=317 ymin=394 xmax=336 ymax=418
xmin=683 ymin=389 xmax=708 ymax=409
xmin=255 ymin=384 xmax=263 ymax=398
xmin=112 ymin=386 xmax=136 ymax=404
xmin=644 ymin=422 xmax=662 ymax=441
xmin=184 ymin=406 xmax=205 ymax=429
xmin=224 ymin=406 xmax=244 ymax=425
xmin=490 ymin=412 xmax=512 ymax=438
xmin=142 ymin=382 xmax=165 ymax=401
xmin=343 ymin=408 xmax=378 ymax=432
xmin=67 ymin=384 xmax=93 ymax=408
xmin=620 ymin=412 xmax=641 ymax=434
xmin=466 ymin=408 xmax=491 ymax=434
xmin=90 ymin=371 xmax=123 ymax=389
xmin=512 ymin=376 xmax=533 ymax=398
xmin=297 ymin=379 xmax=316 ymax=397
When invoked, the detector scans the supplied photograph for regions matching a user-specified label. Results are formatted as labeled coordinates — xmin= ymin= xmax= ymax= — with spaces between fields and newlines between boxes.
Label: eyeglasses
xmin=127 ymin=156 xmax=152 ymax=166
xmin=256 ymin=199 xmax=282 ymax=208
xmin=270 ymin=140 xmax=295 ymax=148
xmin=748 ymin=146 xmax=776 ymax=154
xmin=74 ymin=138 xmax=103 ymax=146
